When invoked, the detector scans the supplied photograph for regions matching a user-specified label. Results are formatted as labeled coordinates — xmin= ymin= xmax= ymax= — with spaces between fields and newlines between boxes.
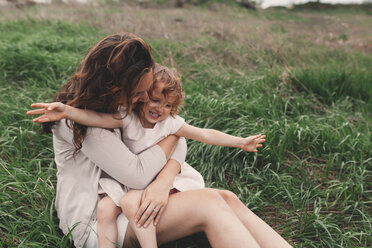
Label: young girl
xmin=29 ymin=64 xmax=266 ymax=248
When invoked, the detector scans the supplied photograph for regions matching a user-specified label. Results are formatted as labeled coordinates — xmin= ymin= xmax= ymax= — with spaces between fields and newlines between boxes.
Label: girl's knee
xmin=120 ymin=190 xmax=142 ymax=218
xmin=97 ymin=197 xmax=120 ymax=223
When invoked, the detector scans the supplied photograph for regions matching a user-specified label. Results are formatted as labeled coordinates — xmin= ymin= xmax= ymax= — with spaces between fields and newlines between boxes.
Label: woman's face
xmin=131 ymin=68 xmax=154 ymax=105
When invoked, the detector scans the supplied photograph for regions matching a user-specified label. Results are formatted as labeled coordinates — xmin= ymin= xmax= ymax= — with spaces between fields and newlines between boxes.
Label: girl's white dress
xmin=98 ymin=108 xmax=205 ymax=206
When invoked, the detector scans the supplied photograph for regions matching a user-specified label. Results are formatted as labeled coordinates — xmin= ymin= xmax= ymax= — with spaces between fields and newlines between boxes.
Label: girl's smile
xmin=139 ymin=81 xmax=176 ymax=128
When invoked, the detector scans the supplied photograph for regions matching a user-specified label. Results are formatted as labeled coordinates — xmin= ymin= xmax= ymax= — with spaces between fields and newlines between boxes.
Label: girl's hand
xmin=241 ymin=134 xmax=266 ymax=152
xmin=27 ymin=102 xmax=68 ymax=123
xmin=135 ymin=178 xmax=172 ymax=228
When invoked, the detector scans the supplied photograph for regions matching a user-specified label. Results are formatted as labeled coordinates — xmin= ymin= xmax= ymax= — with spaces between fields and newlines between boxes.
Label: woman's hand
xmin=27 ymin=102 xmax=68 ymax=122
xmin=241 ymin=134 xmax=266 ymax=152
xmin=135 ymin=178 xmax=172 ymax=228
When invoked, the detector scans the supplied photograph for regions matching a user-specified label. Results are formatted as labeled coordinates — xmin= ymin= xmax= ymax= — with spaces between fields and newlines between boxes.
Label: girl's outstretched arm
xmin=175 ymin=123 xmax=266 ymax=152
xmin=27 ymin=102 xmax=123 ymax=129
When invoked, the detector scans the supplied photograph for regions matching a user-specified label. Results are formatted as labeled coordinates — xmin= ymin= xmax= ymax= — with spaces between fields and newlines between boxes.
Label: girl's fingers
xmin=255 ymin=135 xmax=265 ymax=139
xmin=27 ymin=109 xmax=45 ymax=115
xmin=32 ymin=117 xmax=42 ymax=122
xmin=32 ymin=116 xmax=44 ymax=122
xmin=30 ymin=103 xmax=43 ymax=108
xmin=30 ymin=103 xmax=50 ymax=109
xmin=49 ymin=102 xmax=63 ymax=110
xmin=252 ymin=134 xmax=261 ymax=139
xmin=30 ymin=102 xmax=63 ymax=111
xmin=35 ymin=116 xmax=51 ymax=123
xmin=32 ymin=116 xmax=47 ymax=122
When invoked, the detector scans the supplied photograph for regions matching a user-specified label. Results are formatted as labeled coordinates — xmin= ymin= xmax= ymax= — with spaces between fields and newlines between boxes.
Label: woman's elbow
xmin=130 ymin=178 xmax=151 ymax=190
xmin=114 ymin=176 xmax=147 ymax=189
xmin=116 ymin=171 xmax=154 ymax=190
xmin=114 ymin=157 xmax=161 ymax=189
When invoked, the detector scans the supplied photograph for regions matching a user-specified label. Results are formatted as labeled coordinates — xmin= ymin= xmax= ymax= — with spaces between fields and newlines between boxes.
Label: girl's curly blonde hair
xmin=152 ymin=63 xmax=184 ymax=116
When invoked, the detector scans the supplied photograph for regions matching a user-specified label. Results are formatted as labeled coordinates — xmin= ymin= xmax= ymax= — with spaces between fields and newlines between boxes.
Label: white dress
xmin=98 ymin=109 xmax=205 ymax=206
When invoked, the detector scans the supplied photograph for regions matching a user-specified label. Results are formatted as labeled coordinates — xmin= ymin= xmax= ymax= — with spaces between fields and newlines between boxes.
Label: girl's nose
xmin=155 ymin=103 xmax=163 ymax=112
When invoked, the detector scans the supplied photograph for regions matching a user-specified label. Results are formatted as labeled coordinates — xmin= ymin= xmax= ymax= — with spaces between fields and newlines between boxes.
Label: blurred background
xmin=0 ymin=0 xmax=371 ymax=247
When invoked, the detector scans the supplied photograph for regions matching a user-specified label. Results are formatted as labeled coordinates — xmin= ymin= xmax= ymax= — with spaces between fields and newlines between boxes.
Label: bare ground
xmin=1 ymin=3 xmax=371 ymax=48
xmin=1 ymin=2 xmax=371 ymax=72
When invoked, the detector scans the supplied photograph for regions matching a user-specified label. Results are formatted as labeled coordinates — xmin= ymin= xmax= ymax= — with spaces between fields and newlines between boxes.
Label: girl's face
xmin=131 ymin=68 xmax=154 ymax=105
xmin=139 ymin=81 xmax=176 ymax=128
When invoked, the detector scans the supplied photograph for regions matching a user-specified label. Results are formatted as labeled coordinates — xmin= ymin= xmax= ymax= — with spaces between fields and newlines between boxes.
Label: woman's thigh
xmin=123 ymin=189 xmax=220 ymax=247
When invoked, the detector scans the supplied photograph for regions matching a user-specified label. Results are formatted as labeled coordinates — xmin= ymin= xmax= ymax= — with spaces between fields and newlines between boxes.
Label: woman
xmin=28 ymin=33 xmax=292 ymax=248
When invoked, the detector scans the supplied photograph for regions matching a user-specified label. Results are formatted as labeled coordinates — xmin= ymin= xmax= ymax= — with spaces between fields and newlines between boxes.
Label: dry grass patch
xmin=1 ymin=3 xmax=371 ymax=56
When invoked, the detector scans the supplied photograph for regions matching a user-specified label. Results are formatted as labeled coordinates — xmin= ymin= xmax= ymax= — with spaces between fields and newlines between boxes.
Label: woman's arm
xmin=133 ymin=137 xmax=187 ymax=227
xmin=175 ymin=123 xmax=266 ymax=152
xmin=27 ymin=102 xmax=123 ymax=129
xmin=54 ymin=120 xmax=178 ymax=189
xmin=135 ymin=159 xmax=181 ymax=228
xmin=168 ymin=137 xmax=187 ymax=170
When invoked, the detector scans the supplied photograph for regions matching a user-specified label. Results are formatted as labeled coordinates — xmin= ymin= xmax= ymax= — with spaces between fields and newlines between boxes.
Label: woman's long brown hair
xmin=43 ymin=33 xmax=154 ymax=153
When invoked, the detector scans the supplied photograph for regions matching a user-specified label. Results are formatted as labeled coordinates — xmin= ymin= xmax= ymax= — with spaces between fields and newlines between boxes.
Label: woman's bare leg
xmin=97 ymin=196 xmax=122 ymax=248
xmin=121 ymin=190 xmax=157 ymax=248
xmin=214 ymin=189 xmax=292 ymax=248
xmin=123 ymin=189 xmax=260 ymax=248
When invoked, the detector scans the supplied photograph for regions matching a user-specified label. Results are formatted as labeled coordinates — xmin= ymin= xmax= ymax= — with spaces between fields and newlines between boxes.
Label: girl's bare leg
xmin=97 ymin=196 xmax=122 ymax=248
xmin=214 ymin=189 xmax=292 ymax=248
xmin=121 ymin=190 xmax=157 ymax=248
xmin=123 ymin=189 xmax=260 ymax=248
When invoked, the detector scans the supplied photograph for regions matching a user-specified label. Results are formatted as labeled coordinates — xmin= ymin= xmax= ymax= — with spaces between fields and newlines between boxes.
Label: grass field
xmin=0 ymin=2 xmax=371 ymax=247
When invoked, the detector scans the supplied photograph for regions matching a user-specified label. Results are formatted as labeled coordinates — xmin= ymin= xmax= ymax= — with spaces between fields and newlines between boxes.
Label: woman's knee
xmin=216 ymin=189 xmax=239 ymax=202
xmin=185 ymin=189 xmax=237 ymax=231
xmin=97 ymin=196 xmax=119 ymax=223
xmin=214 ymin=189 xmax=250 ymax=211
xmin=196 ymin=189 xmax=231 ymax=214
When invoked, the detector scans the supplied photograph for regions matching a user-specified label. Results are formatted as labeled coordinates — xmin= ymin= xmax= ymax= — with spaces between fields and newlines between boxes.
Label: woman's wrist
xmin=155 ymin=159 xmax=181 ymax=189
xmin=155 ymin=173 xmax=174 ymax=190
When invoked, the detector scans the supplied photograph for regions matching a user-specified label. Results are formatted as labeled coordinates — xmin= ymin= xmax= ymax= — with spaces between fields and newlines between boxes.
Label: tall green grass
xmin=0 ymin=17 xmax=371 ymax=248
xmin=0 ymin=20 xmax=100 ymax=247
